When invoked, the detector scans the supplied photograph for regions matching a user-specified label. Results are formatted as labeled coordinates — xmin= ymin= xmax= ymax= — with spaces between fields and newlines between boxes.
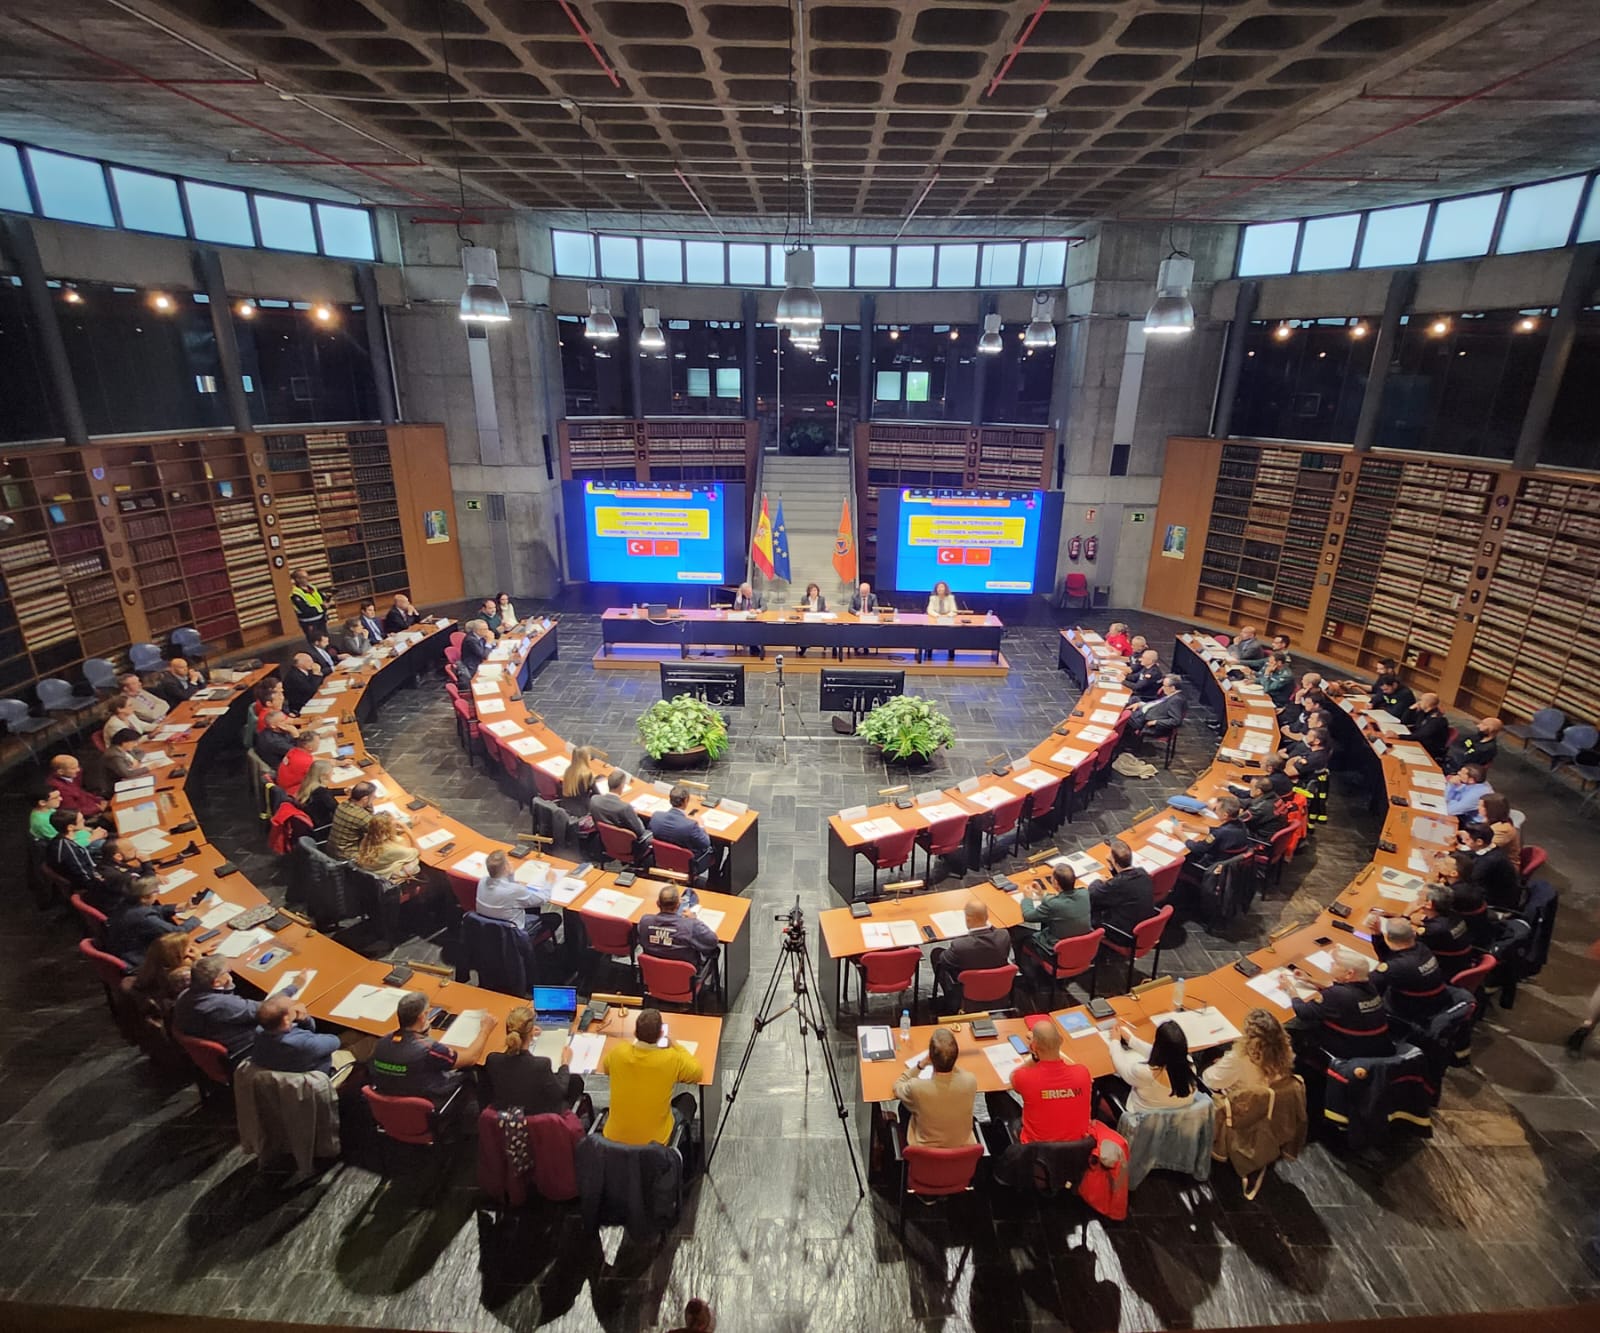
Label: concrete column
xmin=1211 ymin=279 xmax=1258 ymax=439
xmin=622 ymin=285 xmax=643 ymax=418
xmin=1352 ymin=268 xmax=1417 ymax=453
xmin=741 ymin=290 xmax=758 ymax=420
xmin=354 ymin=263 xmax=398 ymax=425
xmin=858 ymin=293 xmax=875 ymax=423
xmin=0 ymin=215 xmax=88 ymax=444
xmin=1514 ymin=243 xmax=1599 ymax=470
xmin=971 ymin=293 xmax=997 ymax=427
xmin=190 ymin=245 xmax=251 ymax=433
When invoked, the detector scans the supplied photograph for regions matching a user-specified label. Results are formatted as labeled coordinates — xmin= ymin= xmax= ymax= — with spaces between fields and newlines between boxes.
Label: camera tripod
xmin=749 ymin=652 xmax=810 ymax=762
xmin=706 ymin=903 xmax=865 ymax=1197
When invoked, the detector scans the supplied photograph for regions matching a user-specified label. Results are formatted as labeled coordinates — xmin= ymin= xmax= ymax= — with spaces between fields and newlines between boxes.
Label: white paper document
xmin=485 ymin=719 xmax=523 ymax=738
xmin=694 ymin=908 xmax=726 ymax=934
xmin=441 ymin=1010 xmax=488 ymax=1050
xmin=1247 ymin=968 xmax=1313 ymax=1010
xmin=567 ymin=1033 xmax=607 ymax=1074
xmin=117 ymin=801 xmax=161 ymax=833
xmin=537 ymin=755 xmax=570 ymax=778
xmin=966 ymin=787 xmax=1011 ymax=811
xmin=1302 ymin=949 xmax=1337 ymax=976
xmin=142 ymin=751 xmax=174 ymax=768
xmin=198 ymin=901 xmax=242 ymax=930
xmin=1098 ymin=691 xmax=1131 ymax=708
xmin=983 ymin=1043 xmax=1028 ymax=1084
xmin=268 ymin=969 xmax=317 ymax=1000
xmin=1238 ymin=732 xmax=1274 ymax=755
xmin=549 ymin=878 xmax=588 ymax=906
xmin=928 ymin=909 xmax=969 ymax=939
xmin=215 ymin=926 xmax=274 ymax=959
xmin=1147 ymin=831 xmax=1188 ymax=856
xmin=115 ymin=776 xmax=156 ymax=797
xmin=329 ymin=765 xmax=364 ymax=784
xmin=452 ymin=850 xmax=490 ymax=879
xmin=193 ymin=705 xmax=229 ymax=718
xmin=632 ymin=792 xmax=670 ymax=815
xmin=1064 ymin=851 xmax=1106 ymax=881
xmin=298 ymin=699 xmax=334 ymax=715
xmin=330 ymin=983 xmax=407 ymax=1025
xmin=1089 ymin=709 xmax=1123 ymax=725
xmin=1078 ymin=725 xmax=1112 ymax=745
xmin=585 ymin=888 xmax=643 ymax=918
xmin=126 ymin=829 xmax=173 ymax=858
xmin=158 ymin=867 xmax=197 ymax=894
xmin=1013 ymin=768 xmax=1055 ymax=791
xmin=861 ymin=920 xmax=922 ymax=949
xmin=1149 ymin=1006 xmax=1240 ymax=1051
xmin=851 ymin=817 xmax=903 ymax=840
xmin=1410 ymin=770 xmax=1447 ymax=792
xmin=700 ymin=808 xmax=737 ymax=832
xmin=1243 ymin=714 xmax=1276 ymax=731
xmin=1050 ymin=747 xmax=1095 ymax=769
xmin=1408 ymin=791 xmax=1447 ymax=814
xmin=475 ymin=697 xmax=506 ymax=716
xmin=509 ymin=735 xmax=545 ymax=756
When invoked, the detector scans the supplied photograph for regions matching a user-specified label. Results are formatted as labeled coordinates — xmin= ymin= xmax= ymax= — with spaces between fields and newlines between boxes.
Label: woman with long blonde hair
xmin=1204 ymin=1008 xmax=1293 ymax=1094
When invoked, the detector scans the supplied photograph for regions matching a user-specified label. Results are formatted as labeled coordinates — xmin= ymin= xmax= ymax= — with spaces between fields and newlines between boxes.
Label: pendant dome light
xmin=978 ymin=313 xmax=1003 ymax=355
xmin=1144 ymin=0 xmax=1206 ymax=338
xmin=1023 ymin=294 xmax=1057 ymax=349
xmin=585 ymin=285 xmax=619 ymax=340
xmin=459 ymin=245 xmax=511 ymax=324
xmin=638 ymin=305 xmax=666 ymax=351
xmin=777 ymin=248 xmax=823 ymax=331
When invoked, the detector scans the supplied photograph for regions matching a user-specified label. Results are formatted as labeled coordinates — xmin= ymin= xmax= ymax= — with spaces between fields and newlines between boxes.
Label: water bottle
xmin=899 ymin=1009 xmax=911 ymax=1044
xmin=1173 ymin=976 xmax=1186 ymax=1011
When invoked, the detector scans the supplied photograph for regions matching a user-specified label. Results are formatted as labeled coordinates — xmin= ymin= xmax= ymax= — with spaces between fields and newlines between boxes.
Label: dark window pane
xmin=869 ymin=323 xmax=977 ymax=422
xmin=236 ymin=303 xmax=377 ymax=425
xmin=1229 ymin=320 xmax=1375 ymax=444
xmin=639 ymin=319 xmax=744 ymax=416
xmin=1532 ymin=307 xmax=1599 ymax=469
xmin=753 ymin=324 xmax=860 ymax=454
xmin=558 ymin=314 xmax=633 ymax=417
xmin=980 ymin=332 xmax=1055 ymax=426
xmin=0 ymin=277 xmax=59 ymax=441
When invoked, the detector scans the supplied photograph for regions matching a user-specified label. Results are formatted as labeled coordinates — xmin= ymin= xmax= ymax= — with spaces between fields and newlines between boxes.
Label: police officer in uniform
xmin=1367 ymin=915 xmax=1450 ymax=1031
xmin=636 ymin=883 xmax=721 ymax=990
xmin=1288 ymin=947 xmax=1394 ymax=1062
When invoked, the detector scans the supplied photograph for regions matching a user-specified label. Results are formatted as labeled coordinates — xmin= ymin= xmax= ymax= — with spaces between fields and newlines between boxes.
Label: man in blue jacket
xmin=174 ymin=956 xmax=260 ymax=1063
xmin=649 ymin=785 xmax=712 ymax=878
xmin=251 ymin=992 xmax=353 ymax=1084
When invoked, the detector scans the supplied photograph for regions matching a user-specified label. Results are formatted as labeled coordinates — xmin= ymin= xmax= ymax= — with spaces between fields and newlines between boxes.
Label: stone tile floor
xmin=1 ymin=605 xmax=1597 ymax=1331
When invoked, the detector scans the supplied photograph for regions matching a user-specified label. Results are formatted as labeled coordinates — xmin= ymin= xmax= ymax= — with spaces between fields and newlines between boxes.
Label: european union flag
xmin=773 ymin=496 xmax=792 ymax=583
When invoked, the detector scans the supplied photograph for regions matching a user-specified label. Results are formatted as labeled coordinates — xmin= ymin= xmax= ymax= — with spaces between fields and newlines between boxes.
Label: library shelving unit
xmin=851 ymin=421 xmax=1054 ymax=579
xmin=0 ymin=424 xmax=461 ymax=706
xmin=558 ymin=418 xmax=759 ymax=486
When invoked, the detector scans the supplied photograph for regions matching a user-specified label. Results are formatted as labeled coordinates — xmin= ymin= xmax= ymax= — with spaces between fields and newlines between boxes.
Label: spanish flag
xmin=751 ymin=493 xmax=776 ymax=579
xmin=832 ymin=496 xmax=857 ymax=584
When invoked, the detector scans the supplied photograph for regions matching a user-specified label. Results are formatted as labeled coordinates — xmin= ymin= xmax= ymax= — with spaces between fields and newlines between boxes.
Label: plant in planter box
xmin=636 ymin=695 xmax=730 ymax=761
xmin=857 ymin=695 xmax=956 ymax=763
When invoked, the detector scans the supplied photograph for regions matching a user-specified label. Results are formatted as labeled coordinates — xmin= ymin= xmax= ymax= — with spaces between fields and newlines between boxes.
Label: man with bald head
xmin=985 ymin=1018 xmax=1092 ymax=1149
xmin=151 ymin=656 xmax=206 ymax=708
xmin=1444 ymin=717 xmax=1503 ymax=774
xmin=930 ymin=897 xmax=1012 ymax=1013
xmin=250 ymin=991 xmax=351 ymax=1083
xmin=1400 ymin=692 xmax=1450 ymax=763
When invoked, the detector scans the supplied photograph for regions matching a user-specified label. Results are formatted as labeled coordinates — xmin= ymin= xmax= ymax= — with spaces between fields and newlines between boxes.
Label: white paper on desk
xmin=966 ymin=787 xmax=1011 ymax=811
xmin=1248 ymin=968 xmax=1309 ymax=1010
xmin=984 ymin=1043 xmax=1027 ymax=1084
xmin=152 ymin=724 xmax=190 ymax=742
xmin=567 ymin=1032 xmax=606 ymax=1074
xmin=485 ymin=719 xmax=523 ymax=738
xmin=1238 ymin=732 xmax=1273 ymax=755
xmin=511 ymin=860 xmax=554 ymax=888
xmin=126 ymin=829 xmax=172 ymax=858
xmin=904 ymin=1048 xmax=930 ymax=1071
xmin=158 ymin=867 xmax=197 ymax=894
xmin=550 ymin=879 xmax=587 ymax=906
xmin=928 ymin=908 xmax=969 ymax=939
xmin=1098 ymin=691 xmax=1132 ymax=708
xmin=1089 ymin=709 xmax=1123 ymax=725
xmin=1078 ymin=725 xmax=1112 ymax=745
xmin=117 ymin=801 xmax=160 ymax=833
xmin=329 ymin=766 xmax=364 ymax=784
xmin=471 ymin=679 xmax=500 ymax=696
xmin=215 ymin=926 xmax=274 ymax=959
xmin=918 ymin=801 xmax=967 ymax=823
xmin=508 ymin=736 xmax=545 ymax=757
xmin=1410 ymin=770 xmax=1446 ymax=792
xmin=193 ymin=705 xmax=229 ymax=718
xmin=1065 ymin=851 xmax=1106 ymax=881
xmin=1408 ymin=848 xmax=1433 ymax=874
xmin=298 ymin=699 xmax=334 ymax=714
xmin=268 ymin=969 xmax=317 ymax=1000
xmin=1235 ymin=684 xmax=1267 ymax=697
xmin=142 ymin=751 xmax=173 ymax=768
xmin=1134 ymin=849 xmax=1178 ymax=875
xmin=475 ymin=697 xmax=506 ymax=716
xmin=442 ymin=1010 xmax=487 ymax=1050
xmin=1412 ymin=815 xmax=1457 ymax=846
xmin=586 ymin=888 xmax=643 ymax=919
xmin=115 ymin=776 xmax=156 ymax=797
xmin=1013 ymin=768 xmax=1054 ymax=791
xmin=1243 ymin=714 xmax=1276 ymax=731
xmin=373 ymin=802 xmax=409 ymax=823
xmin=1051 ymin=746 xmax=1095 ymax=769
xmin=803 ymin=611 xmax=836 ymax=622
xmin=1147 ymin=831 xmax=1188 ymax=856
xmin=1303 ymin=949 xmax=1336 ymax=975
xmin=312 ymin=737 xmax=339 ymax=758
xmin=321 ymin=678 xmax=348 ymax=693
xmin=700 ymin=808 xmax=737 ymax=832
xmin=861 ymin=921 xmax=895 ymax=950
xmin=1379 ymin=867 xmax=1425 ymax=892
xmin=538 ymin=755 xmax=570 ymax=778
xmin=692 ymin=907 xmax=726 ymax=934
xmin=451 ymin=850 xmax=489 ymax=877
xmin=1366 ymin=709 xmax=1402 ymax=728
xmin=198 ymin=901 xmax=241 ymax=930
xmin=1391 ymin=744 xmax=1431 ymax=766
xmin=1150 ymin=1006 xmax=1240 ymax=1050
xmin=632 ymin=792 xmax=670 ymax=815
xmin=677 ymin=1040 xmax=699 ymax=1059
xmin=1409 ymin=791 xmax=1447 ymax=814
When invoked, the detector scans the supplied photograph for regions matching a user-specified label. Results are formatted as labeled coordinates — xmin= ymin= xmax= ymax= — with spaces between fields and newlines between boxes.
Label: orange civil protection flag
xmin=751 ymin=493 xmax=777 ymax=579
xmin=832 ymin=496 xmax=857 ymax=584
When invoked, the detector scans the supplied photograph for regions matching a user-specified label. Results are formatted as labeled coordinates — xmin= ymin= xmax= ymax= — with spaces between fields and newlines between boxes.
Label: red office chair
xmin=956 ymin=963 xmax=1018 ymax=1009
xmin=1148 ymin=860 xmax=1184 ymax=906
xmin=578 ymin=909 xmax=637 ymax=988
xmin=531 ymin=763 xmax=563 ymax=803
xmin=1099 ymin=904 xmax=1174 ymax=992
xmin=1451 ymin=953 xmax=1496 ymax=996
xmin=176 ymin=1032 xmax=235 ymax=1105
xmin=857 ymin=827 xmax=917 ymax=900
xmin=480 ymin=728 xmax=504 ymax=774
xmin=639 ymin=952 xmax=717 ymax=1011
xmin=1031 ymin=928 xmax=1104 ymax=1005
xmin=1020 ymin=775 xmax=1063 ymax=847
xmin=496 ymin=742 xmax=536 ymax=816
xmin=451 ymin=697 xmax=483 ymax=763
xmin=596 ymin=820 xmax=650 ymax=870
xmin=76 ymin=937 xmax=130 ymax=1020
xmin=69 ymin=892 xmax=108 ymax=945
xmin=448 ymin=631 xmax=466 ymax=654
xmin=1446 ymin=726 xmax=1460 ymax=748
xmin=1518 ymin=845 xmax=1547 ymax=884
xmin=981 ymin=793 xmax=1027 ymax=867
xmin=1065 ymin=755 xmax=1097 ymax=823
xmin=1257 ymin=824 xmax=1298 ymax=891
xmin=895 ymin=1140 xmax=985 ymax=1232
xmin=442 ymin=867 xmax=479 ymax=915
xmin=444 ymin=645 xmax=462 ymax=668
xmin=1212 ymin=634 xmax=1231 ymax=648
xmin=1091 ymin=736 xmax=1120 ymax=793
xmin=652 ymin=838 xmax=704 ymax=886
xmin=1061 ymin=573 xmax=1091 ymax=610
xmin=363 ymin=1084 xmax=464 ymax=1182
xmin=91 ymin=730 xmax=107 ymax=753
xmin=852 ymin=946 xmax=922 ymax=1021
xmin=915 ymin=812 xmax=969 ymax=883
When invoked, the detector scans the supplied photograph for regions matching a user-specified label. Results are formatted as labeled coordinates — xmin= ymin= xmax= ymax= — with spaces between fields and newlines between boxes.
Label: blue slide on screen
xmin=575 ymin=480 xmax=727 ymax=584
xmin=889 ymin=489 xmax=1056 ymax=595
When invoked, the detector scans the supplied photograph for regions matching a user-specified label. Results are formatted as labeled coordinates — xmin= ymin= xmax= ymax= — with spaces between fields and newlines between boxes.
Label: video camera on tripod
xmin=774 ymin=897 xmax=806 ymax=945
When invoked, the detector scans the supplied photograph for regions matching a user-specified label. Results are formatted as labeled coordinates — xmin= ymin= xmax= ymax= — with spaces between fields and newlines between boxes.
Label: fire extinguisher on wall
xmin=1067 ymin=535 xmax=1082 ymax=562
xmin=1085 ymin=535 xmax=1098 ymax=562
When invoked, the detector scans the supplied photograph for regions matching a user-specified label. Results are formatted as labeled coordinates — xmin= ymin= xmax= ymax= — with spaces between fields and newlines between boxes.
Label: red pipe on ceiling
xmin=555 ymin=0 xmax=621 ymax=88
xmin=16 ymin=15 xmax=474 ymax=214
xmin=986 ymin=0 xmax=1052 ymax=100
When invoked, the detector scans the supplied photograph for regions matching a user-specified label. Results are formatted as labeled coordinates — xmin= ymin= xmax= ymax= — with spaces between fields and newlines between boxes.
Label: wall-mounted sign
xmin=1084 ymin=508 xmax=1097 ymax=523
xmin=1130 ymin=511 xmax=1147 ymax=523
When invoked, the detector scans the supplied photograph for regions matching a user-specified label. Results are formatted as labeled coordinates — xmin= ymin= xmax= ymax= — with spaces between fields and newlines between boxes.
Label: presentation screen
xmin=878 ymin=488 xmax=1062 ymax=597
xmin=563 ymin=480 xmax=744 ymax=586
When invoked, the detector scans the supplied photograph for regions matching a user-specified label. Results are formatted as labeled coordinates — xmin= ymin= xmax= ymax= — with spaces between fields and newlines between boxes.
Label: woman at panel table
xmin=353 ymin=811 xmax=420 ymax=884
xmin=296 ymin=759 xmax=339 ymax=835
xmin=796 ymin=582 xmax=827 ymax=657
xmin=497 ymin=592 xmax=517 ymax=628
xmin=560 ymin=745 xmax=603 ymax=819
xmin=926 ymin=580 xmax=958 ymax=617
xmin=1202 ymin=1008 xmax=1292 ymax=1096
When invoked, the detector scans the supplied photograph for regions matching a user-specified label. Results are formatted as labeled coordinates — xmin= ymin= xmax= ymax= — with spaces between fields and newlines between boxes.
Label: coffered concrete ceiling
xmin=0 ymin=0 xmax=1596 ymax=229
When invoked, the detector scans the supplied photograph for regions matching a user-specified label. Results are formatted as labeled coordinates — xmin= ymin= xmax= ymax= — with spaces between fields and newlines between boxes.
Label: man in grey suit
xmin=1127 ymin=675 xmax=1185 ymax=736
xmin=590 ymin=769 xmax=654 ymax=858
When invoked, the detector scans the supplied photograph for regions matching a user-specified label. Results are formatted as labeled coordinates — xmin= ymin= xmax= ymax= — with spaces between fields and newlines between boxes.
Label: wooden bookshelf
xmin=851 ymin=421 xmax=1054 ymax=578
xmin=559 ymin=418 xmax=758 ymax=485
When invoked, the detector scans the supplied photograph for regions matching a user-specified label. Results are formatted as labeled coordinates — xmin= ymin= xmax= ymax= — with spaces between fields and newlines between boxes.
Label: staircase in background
xmin=752 ymin=451 xmax=853 ymax=605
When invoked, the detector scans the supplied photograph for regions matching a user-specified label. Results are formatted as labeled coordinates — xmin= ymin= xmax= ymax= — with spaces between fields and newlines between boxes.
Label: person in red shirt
xmin=275 ymin=733 xmax=317 ymax=793
xmin=48 ymin=755 xmax=106 ymax=821
xmin=1105 ymin=623 xmax=1133 ymax=657
xmin=985 ymin=1018 xmax=1092 ymax=1146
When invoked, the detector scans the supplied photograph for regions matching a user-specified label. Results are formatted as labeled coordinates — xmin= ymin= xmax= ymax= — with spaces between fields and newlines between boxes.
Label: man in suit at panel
xmin=590 ymin=768 xmax=654 ymax=859
xmin=1463 ymin=820 xmax=1521 ymax=911
xmin=306 ymin=631 xmax=341 ymax=676
xmin=150 ymin=657 xmax=207 ymax=708
xmin=849 ymin=581 xmax=878 ymax=614
xmin=1089 ymin=839 xmax=1156 ymax=939
xmin=358 ymin=601 xmax=388 ymax=646
xmin=930 ymin=898 xmax=1012 ymax=1013
xmin=731 ymin=582 xmax=762 ymax=612
xmin=649 ymin=784 xmax=712 ymax=878
xmin=281 ymin=652 xmax=324 ymax=714
xmin=1123 ymin=649 xmax=1165 ymax=702
xmin=385 ymin=594 xmax=422 ymax=634
xmin=1127 ymin=675 xmax=1185 ymax=736
xmin=458 ymin=619 xmax=494 ymax=680
xmin=1227 ymin=626 xmax=1269 ymax=669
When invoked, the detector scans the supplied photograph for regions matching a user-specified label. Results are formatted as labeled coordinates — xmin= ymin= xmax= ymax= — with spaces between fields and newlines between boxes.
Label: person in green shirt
xmin=28 ymin=785 xmax=61 ymax=841
xmin=479 ymin=596 xmax=503 ymax=634
xmin=1016 ymin=863 xmax=1093 ymax=969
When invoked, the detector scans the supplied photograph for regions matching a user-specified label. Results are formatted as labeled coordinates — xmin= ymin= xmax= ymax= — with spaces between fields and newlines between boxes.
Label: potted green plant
xmin=857 ymin=695 xmax=956 ymax=765
xmin=636 ymin=695 xmax=730 ymax=767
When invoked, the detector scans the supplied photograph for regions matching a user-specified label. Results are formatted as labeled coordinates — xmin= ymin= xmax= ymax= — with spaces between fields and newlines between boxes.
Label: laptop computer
xmin=531 ymin=985 xmax=578 ymax=1064
xmin=646 ymin=602 xmax=668 ymax=618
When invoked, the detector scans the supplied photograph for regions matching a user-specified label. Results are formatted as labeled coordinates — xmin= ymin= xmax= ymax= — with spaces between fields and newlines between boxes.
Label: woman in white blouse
xmin=496 ymin=592 xmax=517 ymax=628
xmin=1110 ymin=1019 xmax=1197 ymax=1111
xmin=1202 ymin=1008 xmax=1293 ymax=1096
xmin=926 ymin=580 xmax=958 ymax=617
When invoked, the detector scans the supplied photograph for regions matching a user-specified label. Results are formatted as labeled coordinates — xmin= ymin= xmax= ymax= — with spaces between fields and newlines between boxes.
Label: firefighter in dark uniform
xmin=1288 ymin=947 xmax=1394 ymax=1063
xmin=1367 ymin=915 xmax=1450 ymax=1028
xmin=1409 ymin=886 xmax=1476 ymax=981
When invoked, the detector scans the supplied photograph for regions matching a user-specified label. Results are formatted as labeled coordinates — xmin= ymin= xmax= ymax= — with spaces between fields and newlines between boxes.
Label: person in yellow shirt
xmin=600 ymin=1008 xmax=703 ymax=1145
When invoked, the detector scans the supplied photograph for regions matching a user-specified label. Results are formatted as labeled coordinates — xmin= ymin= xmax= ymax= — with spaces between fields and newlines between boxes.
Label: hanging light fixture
xmin=585 ymin=284 xmax=619 ymax=340
xmin=978 ymin=313 xmax=1003 ymax=355
xmin=1024 ymin=293 xmax=1057 ymax=348
xmin=1144 ymin=0 xmax=1206 ymax=338
xmin=776 ymin=248 xmax=823 ymax=331
xmin=638 ymin=305 xmax=666 ymax=350
xmin=459 ymin=245 xmax=510 ymax=324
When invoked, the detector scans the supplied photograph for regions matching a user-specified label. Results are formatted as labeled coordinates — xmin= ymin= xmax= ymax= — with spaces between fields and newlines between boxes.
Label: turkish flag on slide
xmin=627 ymin=538 xmax=653 ymax=556
xmin=937 ymin=548 xmax=962 ymax=565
